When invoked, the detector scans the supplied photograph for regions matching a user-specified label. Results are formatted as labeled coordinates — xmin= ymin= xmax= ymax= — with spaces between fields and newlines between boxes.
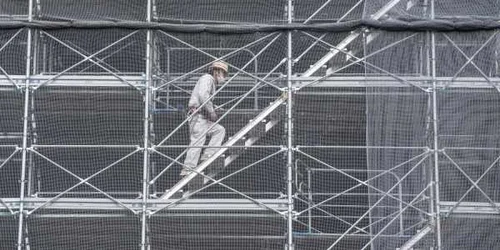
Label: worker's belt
xmin=187 ymin=106 xmax=209 ymax=118
xmin=187 ymin=106 xmax=197 ymax=115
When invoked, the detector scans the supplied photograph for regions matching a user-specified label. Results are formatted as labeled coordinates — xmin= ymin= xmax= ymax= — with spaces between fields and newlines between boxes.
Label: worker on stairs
xmin=171 ymin=61 xmax=228 ymax=198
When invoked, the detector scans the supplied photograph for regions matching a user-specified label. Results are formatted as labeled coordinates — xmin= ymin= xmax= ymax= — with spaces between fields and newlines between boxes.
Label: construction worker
xmin=180 ymin=61 xmax=228 ymax=193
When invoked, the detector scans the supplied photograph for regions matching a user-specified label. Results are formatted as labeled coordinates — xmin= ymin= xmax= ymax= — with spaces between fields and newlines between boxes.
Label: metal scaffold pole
xmin=430 ymin=0 xmax=443 ymax=248
xmin=17 ymin=0 xmax=34 ymax=249
xmin=287 ymin=0 xmax=294 ymax=249
xmin=142 ymin=0 xmax=153 ymax=249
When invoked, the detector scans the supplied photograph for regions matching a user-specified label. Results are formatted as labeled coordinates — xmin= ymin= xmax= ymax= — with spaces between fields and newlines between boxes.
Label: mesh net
xmin=31 ymin=147 xmax=142 ymax=198
xmin=0 ymin=217 xmax=17 ymax=250
xmin=0 ymin=0 xmax=28 ymax=19
xmin=363 ymin=0 xmax=427 ymax=20
xmin=33 ymin=87 xmax=143 ymax=145
xmin=25 ymin=215 xmax=141 ymax=249
xmin=34 ymin=29 xmax=146 ymax=75
xmin=434 ymin=31 xmax=497 ymax=78
xmin=294 ymin=0 xmax=364 ymax=23
xmin=1 ymin=1 xmax=500 ymax=250
xmin=364 ymin=0 xmax=500 ymax=19
xmin=0 ymin=89 xmax=23 ymax=198
xmin=434 ymin=0 xmax=500 ymax=18
xmin=35 ymin=0 xmax=146 ymax=21
xmin=293 ymin=31 xmax=366 ymax=77
xmin=441 ymin=218 xmax=500 ymax=250
xmin=0 ymin=30 xmax=25 ymax=202
xmin=150 ymin=215 xmax=285 ymax=250
xmin=0 ymin=29 xmax=27 ymax=76
xmin=365 ymin=87 xmax=431 ymax=249
xmin=156 ymin=0 xmax=288 ymax=24
xmin=439 ymin=89 xmax=500 ymax=205
xmin=27 ymin=85 xmax=143 ymax=198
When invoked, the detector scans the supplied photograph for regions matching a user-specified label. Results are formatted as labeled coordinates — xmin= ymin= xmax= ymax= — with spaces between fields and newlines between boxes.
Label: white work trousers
xmin=181 ymin=115 xmax=225 ymax=175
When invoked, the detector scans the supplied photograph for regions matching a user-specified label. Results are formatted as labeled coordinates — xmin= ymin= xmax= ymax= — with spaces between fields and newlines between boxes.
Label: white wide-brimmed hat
xmin=211 ymin=61 xmax=229 ymax=74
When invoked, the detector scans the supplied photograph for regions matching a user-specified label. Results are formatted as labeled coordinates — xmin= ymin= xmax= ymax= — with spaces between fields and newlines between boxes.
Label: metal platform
xmin=1 ymin=197 xmax=288 ymax=212
xmin=440 ymin=201 xmax=500 ymax=217
xmin=2 ymin=74 xmax=500 ymax=89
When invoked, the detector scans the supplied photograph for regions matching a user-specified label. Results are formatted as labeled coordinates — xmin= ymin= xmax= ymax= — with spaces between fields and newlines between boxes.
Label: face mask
xmin=216 ymin=75 xmax=226 ymax=85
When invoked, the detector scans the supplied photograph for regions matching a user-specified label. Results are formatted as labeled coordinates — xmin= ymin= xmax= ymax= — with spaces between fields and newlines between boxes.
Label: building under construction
xmin=1 ymin=0 xmax=500 ymax=249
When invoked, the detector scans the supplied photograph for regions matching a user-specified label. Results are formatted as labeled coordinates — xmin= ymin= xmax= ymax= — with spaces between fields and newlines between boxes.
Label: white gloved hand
xmin=209 ymin=112 xmax=218 ymax=122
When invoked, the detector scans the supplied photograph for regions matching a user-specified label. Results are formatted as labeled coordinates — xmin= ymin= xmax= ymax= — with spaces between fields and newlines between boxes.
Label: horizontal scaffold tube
xmin=1 ymin=18 xmax=500 ymax=33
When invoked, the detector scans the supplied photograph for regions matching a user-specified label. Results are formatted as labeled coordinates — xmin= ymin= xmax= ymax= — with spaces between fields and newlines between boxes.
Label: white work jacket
xmin=188 ymin=74 xmax=216 ymax=116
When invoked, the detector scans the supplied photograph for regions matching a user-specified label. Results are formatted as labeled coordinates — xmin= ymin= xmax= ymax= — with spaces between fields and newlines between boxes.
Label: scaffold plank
xmin=2 ymin=198 xmax=288 ymax=212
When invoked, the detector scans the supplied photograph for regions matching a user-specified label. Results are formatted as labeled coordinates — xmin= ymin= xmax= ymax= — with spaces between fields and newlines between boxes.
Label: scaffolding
xmin=1 ymin=0 xmax=500 ymax=249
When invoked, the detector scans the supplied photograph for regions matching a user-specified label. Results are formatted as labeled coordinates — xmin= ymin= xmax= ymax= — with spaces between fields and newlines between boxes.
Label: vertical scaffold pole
xmin=17 ymin=0 xmax=34 ymax=249
xmin=430 ymin=0 xmax=443 ymax=248
xmin=141 ymin=0 xmax=153 ymax=249
xmin=423 ymin=0 xmax=438 ymax=246
xmin=287 ymin=0 xmax=294 ymax=249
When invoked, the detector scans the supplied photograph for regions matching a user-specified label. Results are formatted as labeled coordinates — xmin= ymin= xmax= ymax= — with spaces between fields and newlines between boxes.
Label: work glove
xmin=209 ymin=112 xmax=218 ymax=122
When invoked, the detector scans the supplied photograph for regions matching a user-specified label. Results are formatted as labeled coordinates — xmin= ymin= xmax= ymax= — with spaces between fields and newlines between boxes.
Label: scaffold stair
xmin=160 ymin=94 xmax=287 ymax=200
xmin=302 ymin=0 xmax=407 ymax=77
